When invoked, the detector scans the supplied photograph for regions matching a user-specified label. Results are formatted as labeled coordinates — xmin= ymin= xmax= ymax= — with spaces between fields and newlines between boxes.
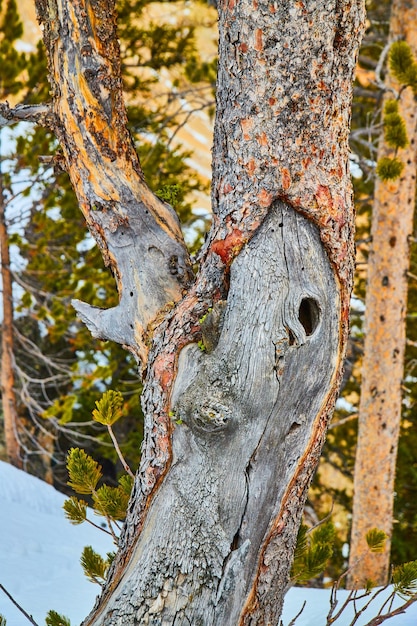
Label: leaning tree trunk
xmin=0 ymin=162 xmax=22 ymax=468
xmin=4 ymin=0 xmax=364 ymax=622
xmin=348 ymin=0 xmax=417 ymax=589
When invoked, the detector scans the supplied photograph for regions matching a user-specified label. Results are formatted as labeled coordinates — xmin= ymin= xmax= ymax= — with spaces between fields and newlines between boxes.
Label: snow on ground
xmin=1 ymin=460 xmax=417 ymax=625
xmin=0 ymin=461 xmax=113 ymax=625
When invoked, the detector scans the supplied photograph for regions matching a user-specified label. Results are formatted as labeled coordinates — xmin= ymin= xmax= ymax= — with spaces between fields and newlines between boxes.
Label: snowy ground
xmin=1 ymin=461 xmax=417 ymax=625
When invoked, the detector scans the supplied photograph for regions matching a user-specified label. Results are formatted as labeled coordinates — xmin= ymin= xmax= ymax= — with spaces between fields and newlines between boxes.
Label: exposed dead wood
xmin=18 ymin=0 xmax=366 ymax=622
xmin=34 ymin=0 xmax=193 ymax=367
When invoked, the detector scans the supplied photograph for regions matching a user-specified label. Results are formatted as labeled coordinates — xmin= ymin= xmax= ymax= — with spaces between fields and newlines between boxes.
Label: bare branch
xmin=0 ymin=102 xmax=53 ymax=128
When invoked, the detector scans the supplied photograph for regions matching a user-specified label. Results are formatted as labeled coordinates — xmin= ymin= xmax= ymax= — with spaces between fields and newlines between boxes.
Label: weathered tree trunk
xmin=5 ymin=0 xmax=364 ymax=622
xmin=0 ymin=167 xmax=22 ymax=468
xmin=348 ymin=0 xmax=417 ymax=589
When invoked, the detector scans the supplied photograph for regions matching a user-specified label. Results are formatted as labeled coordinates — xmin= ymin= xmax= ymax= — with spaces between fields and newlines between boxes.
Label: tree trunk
xmin=12 ymin=0 xmax=365 ymax=622
xmin=348 ymin=0 xmax=417 ymax=589
xmin=0 ymin=164 xmax=22 ymax=469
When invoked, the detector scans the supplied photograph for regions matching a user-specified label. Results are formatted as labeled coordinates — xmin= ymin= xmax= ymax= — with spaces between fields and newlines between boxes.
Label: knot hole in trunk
xmin=298 ymin=297 xmax=320 ymax=336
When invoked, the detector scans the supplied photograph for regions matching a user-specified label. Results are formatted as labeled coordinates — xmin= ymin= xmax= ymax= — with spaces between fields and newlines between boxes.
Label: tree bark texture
xmin=34 ymin=0 xmax=194 ymax=367
xmin=348 ymin=0 xmax=417 ymax=589
xmin=30 ymin=0 xmax=365 ymax=623
xmin=0 ymin=170 xmax=22 ymax=469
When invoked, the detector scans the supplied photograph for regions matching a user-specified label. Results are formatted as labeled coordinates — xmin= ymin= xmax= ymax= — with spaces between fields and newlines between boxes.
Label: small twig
xmin=85 ymin=516 xmax=114 ymax=537
xmin=287 ymin=600 xmax=307 ymax=626
xmin=349 ymin=586 xmax=388 ymax=625
xmin=373 ymin=40 xmax=399 ymax=96
xmin=107 ymin=425 xmax=135 ymax=478
xmin=329 ymin=413 xmax=358 ymax=430
xmin=0 ymin=584 xmax=40 ymax=626
xmin=365 ymin=592 xmax=417 ymax=625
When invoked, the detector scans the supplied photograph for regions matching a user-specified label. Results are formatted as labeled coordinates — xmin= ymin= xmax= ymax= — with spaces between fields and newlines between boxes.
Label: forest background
xmin=0 ymin=0 xmax=416 ymax=587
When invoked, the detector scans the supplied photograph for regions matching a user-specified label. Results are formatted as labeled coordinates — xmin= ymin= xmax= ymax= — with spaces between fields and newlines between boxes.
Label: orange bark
xmin=0 ymin=175 xmax=22 ymax=468
xmin=348 ymin=0 xmax=417 ymax=587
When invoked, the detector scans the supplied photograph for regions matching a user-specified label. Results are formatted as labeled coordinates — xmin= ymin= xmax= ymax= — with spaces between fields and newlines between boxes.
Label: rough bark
xmin=34 ymin=0 xmax=194 ymax=367
xmin=16 ymin=0 xmax=365 ymax=623
xmin=0 ymin=169 xmax=22 ymax=469
xmin=348 ymin=0 xmax=417 ymax=588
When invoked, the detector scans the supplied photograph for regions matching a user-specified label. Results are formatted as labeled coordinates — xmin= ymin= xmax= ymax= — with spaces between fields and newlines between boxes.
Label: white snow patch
xmin=1 ymin=461 xmax=417 ymax=625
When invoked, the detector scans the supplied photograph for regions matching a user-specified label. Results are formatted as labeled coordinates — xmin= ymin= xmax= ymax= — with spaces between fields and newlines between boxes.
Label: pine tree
xmin=0 ymin=0 xmax=214 ymax=482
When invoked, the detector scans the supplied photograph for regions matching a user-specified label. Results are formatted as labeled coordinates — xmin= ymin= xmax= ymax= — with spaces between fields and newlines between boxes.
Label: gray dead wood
xmin=85 ymin=201 xmax=339 ymax=626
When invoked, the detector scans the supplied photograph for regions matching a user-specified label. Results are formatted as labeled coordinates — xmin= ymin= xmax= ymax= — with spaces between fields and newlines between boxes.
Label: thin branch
xmin=0 ymin=584 xmax=40 ymax=626
xmin=107 ymin=424 xmax=135 ymax=478
xmin=365 ymin=592 xmax=417 ymax=625
xmin=287 ymin=600 xmax=306 ymax=626
xmin=373 ymin=40 xmax=398 ymax=95
xmin=329 ymin=413 xmax=358 ymax=430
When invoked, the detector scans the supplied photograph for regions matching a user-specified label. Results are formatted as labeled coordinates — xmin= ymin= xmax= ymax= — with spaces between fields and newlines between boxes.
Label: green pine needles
xmin=64 ymin=446 xmax=133 ymax=539
xmin=376 ymin=41 xmax=417 ymax=182
xmin=63 ymin=390 xmax=135 ymax=585
xmin=365 ymin=527 xmax=388 ymax=553
xmin=389 ymin=40 xmax=417 ymax=94
xmin=45 ymin=610 xmax=71 ymax=626
xmin=80 ymin=546 xmax=112 ymax=586
xmin=393 ymin=561 xmax=417 ymax=600
xmin=92 ymin=389 xmax=124 ymax=426
xmin=383 ymin=100 xmax=408 ymax=150
xmin=66 ymin=448 xmax=102 ymax=495
xmin=291 ymin=520 xmax=335 ymax=584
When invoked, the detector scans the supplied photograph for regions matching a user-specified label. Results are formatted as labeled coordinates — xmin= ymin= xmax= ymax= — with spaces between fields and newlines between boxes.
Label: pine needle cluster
xmin=63 ymin=390 xmax=135 ymax=585
xmin=92 ymin=390 xmax=124 ymax=426
xmin=389 ymin=41 xmax=417 ymax=95
xmin=365 ymin=527 xmax=388 ymax=553
xmin=375 ymin=156 xmax=404 ymax=181
xmin=392 ymin=561 xmax=417 ymax=599
xmin=45 ymin=610 xmax=71 ymax=626
xmin=375 ymin=41 xmax=417 ymax=182
xmin=64 ymin=447 xmax=133 ymax=527
xmin=383 ymin=99 xmax=408 ymax=150
xmin=291 ymin=520 xmax=335 ymax=583
xmin=80 ymin=546 xmax=114 ymax=586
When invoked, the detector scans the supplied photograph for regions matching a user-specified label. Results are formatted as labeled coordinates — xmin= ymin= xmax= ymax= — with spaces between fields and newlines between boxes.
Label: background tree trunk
xmin=0 ymin=166 xmax=22 ymax=469
xmin=348 ymin=0 xmax=417 ymax=588
xmin=20 ymin=0 xmax=366 ymax=622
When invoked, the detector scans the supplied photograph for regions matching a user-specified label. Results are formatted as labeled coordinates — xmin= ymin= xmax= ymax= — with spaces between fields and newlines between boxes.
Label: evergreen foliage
xmin=389 ymin=40 xmax=417 ymax=94
xmin=0 ymin=615 xmax=6 ymax=626
xmin=45 ymin=610 xmax=71 ymax=626
xmin=392 ymin=560 xmax=417 ymax=599
xmin=375 ymin=41 xmax=417 ymax=182
xmin=383 ymin=99 xmax=408 ymax=149
xmin=92 ymin=482 xmax=130 ymax=521
xmin=63 ymin=395 xmax=135 ymax=573
xmin=0 ymin=0 xmax=26 ymax=97
xmin=63 ymin=496 xmax=88 ymax=525
xmin=80 ymin=546 xmax=110 ymax=586
xmin=92 ymin=390 xmax=124 ymax=427
xmin=365 ymin=528 xmax=388 ymax=553
xmin=291 ymin=520 xmax=335 ymax=583
xmin=66 ymin=448 xmax=102 ymax=495
xmin=0 ymin=0 xmax=214 ymax=482
xmin=375 ymin=156 xmax=404 ymax=180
